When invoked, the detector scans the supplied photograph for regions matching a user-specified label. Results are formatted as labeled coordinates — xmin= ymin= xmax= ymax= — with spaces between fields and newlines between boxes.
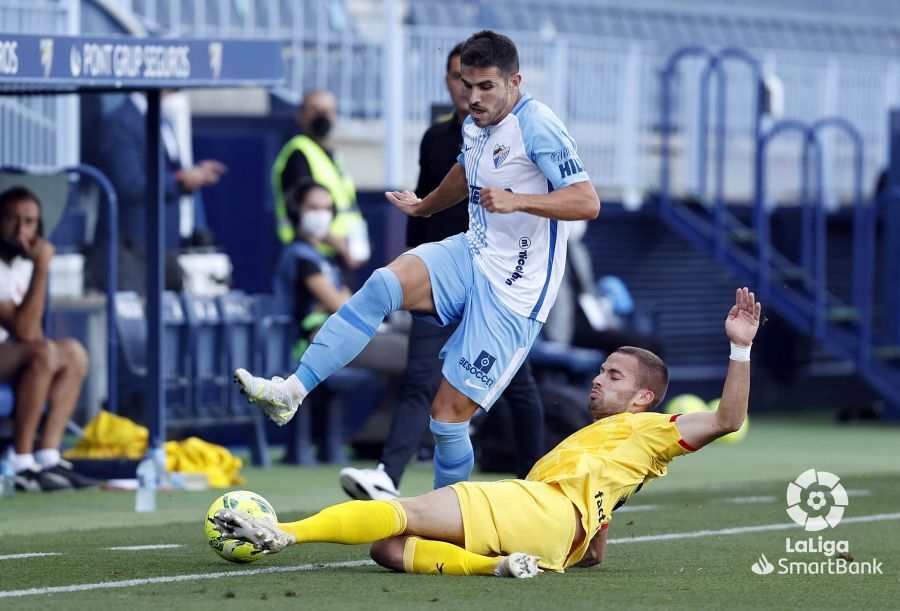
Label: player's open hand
xmin=385 ymin=190 xmax=424 ymax=217
xmin=478 ymin=187 xmax=520 ymax=213
xmin=725 ymin=287 xmax=761 ymax=347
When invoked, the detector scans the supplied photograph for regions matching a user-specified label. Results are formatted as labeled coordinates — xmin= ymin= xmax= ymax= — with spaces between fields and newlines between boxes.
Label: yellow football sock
xmin=277 ymin=500 xmax=407 ymax=544
xmin=403 ymin=536 xmax=500 ymax=576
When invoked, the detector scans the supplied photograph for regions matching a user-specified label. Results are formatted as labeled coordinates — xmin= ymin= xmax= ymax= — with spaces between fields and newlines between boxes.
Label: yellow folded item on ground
xmin=64 ymin=410 xmax=148 ymax=459
xmin=165 ymin=437 xmax=245 ymax=488
xmin=65 ymin=411 xmax=244 ymax=487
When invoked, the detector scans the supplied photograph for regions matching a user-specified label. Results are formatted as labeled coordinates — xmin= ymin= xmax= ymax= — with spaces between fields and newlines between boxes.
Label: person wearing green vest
xmin=272 ymin=89 xmax=370 ymax=271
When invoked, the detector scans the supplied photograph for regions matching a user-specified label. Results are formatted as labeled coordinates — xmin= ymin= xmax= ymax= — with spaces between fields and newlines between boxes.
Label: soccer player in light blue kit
xmin=236 ymin=30 xmax=600 ymax=488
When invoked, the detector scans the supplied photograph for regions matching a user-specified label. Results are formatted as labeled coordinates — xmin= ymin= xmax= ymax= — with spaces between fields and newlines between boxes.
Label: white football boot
xmin=213 ymin=508 xmax=295 ymax=555
xmin=339 ymin=464 xmax=400 ymax=501
xmin=495 ymin=553 xmax=543 ymax=578
xmin=234 ymin=369 xmax=301 ymax=427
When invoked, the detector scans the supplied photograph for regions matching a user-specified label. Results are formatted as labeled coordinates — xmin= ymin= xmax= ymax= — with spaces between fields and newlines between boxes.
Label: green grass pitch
xmin=1 ymin=415 xmax=897 ymax=609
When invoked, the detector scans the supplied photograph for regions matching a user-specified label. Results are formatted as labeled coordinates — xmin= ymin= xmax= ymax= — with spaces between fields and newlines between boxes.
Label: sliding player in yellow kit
xmin=213 ymin=287 xmax=761 ymax=578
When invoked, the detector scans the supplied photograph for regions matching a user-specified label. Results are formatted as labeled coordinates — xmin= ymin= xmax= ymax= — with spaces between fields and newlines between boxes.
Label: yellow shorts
xmin=450 ymin=479 xmax=577 ymax=572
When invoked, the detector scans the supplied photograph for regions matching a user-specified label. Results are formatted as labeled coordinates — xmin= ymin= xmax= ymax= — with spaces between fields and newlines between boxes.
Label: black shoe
xmin=45 ymin=460 xmax=102 ymax=489
xmin=14 ymin=466 xmax=73 ymax=492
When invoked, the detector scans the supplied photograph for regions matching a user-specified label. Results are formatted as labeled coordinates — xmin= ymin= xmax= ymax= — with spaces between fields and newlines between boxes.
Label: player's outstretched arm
xmin=385 ymin=163 xmax=468 ymax=218
xmin=478 ymin=180 xmax=600 ymax=220
xmin=674 ymin=287 xmax=761 ymax=450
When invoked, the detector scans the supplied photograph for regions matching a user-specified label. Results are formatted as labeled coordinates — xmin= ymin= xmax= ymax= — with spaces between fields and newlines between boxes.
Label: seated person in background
xmin=0 ymin=187 xmax=98 ymax=492
xmin=273 ymin=180 xmax=350 ymax=358
xmin=543 ymin=220 xmax=664 ymax=357
xmin=273 ymin=181 xmax=405 ymax=371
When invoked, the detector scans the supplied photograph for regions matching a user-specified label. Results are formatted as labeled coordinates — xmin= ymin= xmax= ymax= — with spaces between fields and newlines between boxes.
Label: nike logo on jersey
xmin=464 ymin=379 xmax=487 ymax=391
xmin=458 ymin=353 xmax=496 ymax=388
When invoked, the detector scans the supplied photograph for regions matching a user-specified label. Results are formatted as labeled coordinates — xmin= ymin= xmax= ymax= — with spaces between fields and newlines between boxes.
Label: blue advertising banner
xmin=0 ymin=34 xmax=283 ymax=90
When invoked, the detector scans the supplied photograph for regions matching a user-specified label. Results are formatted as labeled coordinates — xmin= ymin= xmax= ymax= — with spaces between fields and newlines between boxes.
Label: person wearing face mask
xmin=0 ymin=187 xmax=99 ymax=492
xmin=272 ymin=89 xmax=370 ymax=274
xmin=273 ymin=181 xmax=404 ymax=373
xmin=272 ymin=181 xmax=349 ymax=357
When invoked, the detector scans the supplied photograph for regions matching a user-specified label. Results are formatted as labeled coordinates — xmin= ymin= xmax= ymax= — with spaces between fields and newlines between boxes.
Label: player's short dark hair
xmin=460 ymin=30 xmax=519 ymax=76
xmin=0 ymin=186 xmax=43 ymax=238
xmin=614 ymin=346 xmax=669 ymax=409
xmin=0 ymin=185 xmax=41 ymax=212
xmin=286 ymin=180 xmax=331 ymax=227
xmin=446 ymin=43 xmax=463 ymax=73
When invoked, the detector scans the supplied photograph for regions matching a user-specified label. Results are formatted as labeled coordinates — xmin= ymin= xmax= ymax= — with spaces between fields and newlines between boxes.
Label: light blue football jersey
xmin=457 ymin=92 xmax=591 ymax=322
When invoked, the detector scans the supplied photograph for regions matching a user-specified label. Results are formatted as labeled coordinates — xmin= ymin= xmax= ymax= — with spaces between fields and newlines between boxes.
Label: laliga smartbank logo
xmin=786 ymin=468 xmax=847 ymax=531
xmin=750 ymin=469 xmax=883 ymax=576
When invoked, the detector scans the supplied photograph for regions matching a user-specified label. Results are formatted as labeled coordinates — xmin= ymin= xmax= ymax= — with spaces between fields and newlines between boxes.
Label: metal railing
xmin=115 ymin=0 xmax=383 ymax=115
xmin=658 ymin=45 xmax=899 ymax=413
xmin=0 ymin=0 xmax=79 ymax=170
xmin=403 ymin=28 xmax=647 ymax=202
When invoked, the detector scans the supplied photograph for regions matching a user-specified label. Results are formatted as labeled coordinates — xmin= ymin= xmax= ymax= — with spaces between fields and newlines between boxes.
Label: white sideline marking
xmin=3 ymin=512 xmax=899 ymax=599
xmin=0 ymin=552 xmax=62 ymax=561
xmin=106 ymin=544 xmax=184 ymax=551
xmin=608 ymin=512 xmax=900 ymax=544
xmin=720 ymin=495 xmax=778 ymax=504
xmin=615 ymin=504 xmax=662 ymax=513
xmin=0 ymin=559 xmax=374 ymax=599
xmin=720 ymin=489 xmax=872 ymax=505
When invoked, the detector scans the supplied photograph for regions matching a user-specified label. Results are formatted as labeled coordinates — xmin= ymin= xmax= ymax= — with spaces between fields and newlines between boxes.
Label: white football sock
xmin=11 ymin=452 xmax=37 ymax=474
xmin=35 ymin=448 xmax=62 ymax=468
xmin=285 ymin=374 xmax=308 ymax=405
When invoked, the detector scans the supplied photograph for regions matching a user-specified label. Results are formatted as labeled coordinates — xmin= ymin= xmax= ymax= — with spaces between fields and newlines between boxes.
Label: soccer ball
xmin=205 ymin=490 xmax=278 ymax=563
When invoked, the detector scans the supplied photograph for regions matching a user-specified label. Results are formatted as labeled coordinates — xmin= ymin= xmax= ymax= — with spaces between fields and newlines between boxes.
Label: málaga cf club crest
xmin=493 ymin=144 xmax=510 ymax=168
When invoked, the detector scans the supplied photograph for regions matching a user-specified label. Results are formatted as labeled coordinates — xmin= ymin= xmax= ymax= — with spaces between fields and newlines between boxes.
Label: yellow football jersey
xmin=527 ymin=412 xmax=697 ymax=553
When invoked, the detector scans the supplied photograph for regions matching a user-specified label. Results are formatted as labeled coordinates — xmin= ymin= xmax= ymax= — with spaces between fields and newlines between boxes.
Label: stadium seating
xmin=251 ymin=294 xmax=296 ymax=382
xmin=113 ymin=290 xmax=271 ymax=466
xmin=581 ymin=206 xmax=739 ymax=372
xmin=113 ymin=291 xmax=191 ymax=419
xmin=162 ymin=292 xmax=192 ymax=420
xmin=528 ymin=340 xmax=605 ymax=388
xmin=216 ymin=290 xmax=258 ymax=413
xmin=250 ymin=294 xmax=381 ymax=466
xmin=113 ymin=291 xmax=148 ymax=383
xmin=216 ymin=290 xmax=271 ymax=468
xmin=182 ymin=293 xmax=228 ymax=417
xmin=283 ymin=367 xmax=379 ymax=465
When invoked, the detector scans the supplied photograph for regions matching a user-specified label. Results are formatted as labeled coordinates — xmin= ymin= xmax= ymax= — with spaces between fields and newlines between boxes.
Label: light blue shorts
xmin=404 ymin=233 xmax=542 ymax=410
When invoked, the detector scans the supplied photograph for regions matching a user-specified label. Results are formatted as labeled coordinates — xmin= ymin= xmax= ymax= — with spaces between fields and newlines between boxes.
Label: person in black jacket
xmin=338 ymin=44 xmax=546 ymax=500
xmin=87 ymin=92 xmax=225 ymax=293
